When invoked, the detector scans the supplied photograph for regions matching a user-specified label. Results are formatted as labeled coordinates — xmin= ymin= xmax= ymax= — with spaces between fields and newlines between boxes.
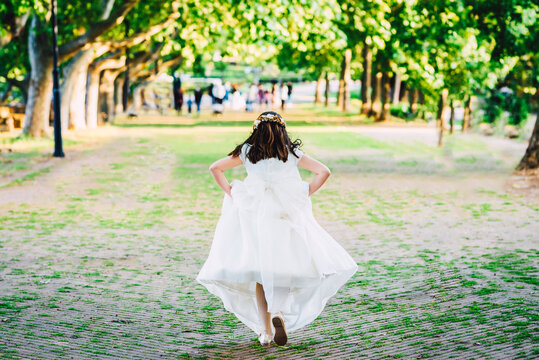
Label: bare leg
xmin=255 ymin=282 xmax=272 ymax=334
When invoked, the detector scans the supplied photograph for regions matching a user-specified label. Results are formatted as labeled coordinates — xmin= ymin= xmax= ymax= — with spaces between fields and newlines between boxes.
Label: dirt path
xmin=0 ymin=126 xmax=537 ymax=359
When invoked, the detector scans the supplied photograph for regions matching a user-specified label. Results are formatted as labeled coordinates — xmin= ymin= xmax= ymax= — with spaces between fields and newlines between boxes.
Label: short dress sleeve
xmin=239 ymin=143 xmax=250 ymax=163
xmin=292 ymin=148 xmax=304 ymax=164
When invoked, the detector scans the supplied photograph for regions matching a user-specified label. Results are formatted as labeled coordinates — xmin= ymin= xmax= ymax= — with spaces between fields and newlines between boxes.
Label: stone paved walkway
xmin=0 ymin=127 xmax=537 ymax=359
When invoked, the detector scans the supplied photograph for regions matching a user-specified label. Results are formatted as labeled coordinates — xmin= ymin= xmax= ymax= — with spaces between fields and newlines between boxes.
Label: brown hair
xmin=228 ymin=111 xmax=303 ymax=164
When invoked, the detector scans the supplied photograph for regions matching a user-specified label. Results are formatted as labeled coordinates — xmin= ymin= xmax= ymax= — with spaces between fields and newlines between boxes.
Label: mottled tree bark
xmin=462 ymin=96 xmax=472 ymax=132
xmin=324 ymin=72 xmax=330 ymax=107
xmin=392 ymin=71 xmax=401 ymax=104
xmin=87 ymin=68 xmax=102 ymax=128
xmin=437 ymin=89 xmax=449 ymax=146
xmin=23 ymin=15 xmax=53 ymax=137
xmin=87 ymin=56 xmax=125 ymax=128
xmin=114 ymin=74 xmax=124 ymax=116
xmin=342 ymin=49 xmax=351 ymax=111
xmin=360 ymin=45 xmax=372 ymax=115
xmin=369 ymin=70 xmax=382 ymax=118
xmin=60 ymin=50 xmax=94 ymax=130
xmin=409 ymin=88 xmax=418 ymax=114
xmin=337 ymin=49 xmax=351 ymax=111
xmin=378 ymin=72 xmax=391 ymax=121
xmin=22 ymin=0 xmax=140 ymax=137
xmin=314 ymin=72 xmax=323 ymax=104
xmin=98 ymin=69 xmax=119 ymax=122
xmin=449 ymin=99 xmax=455 ymax=134
xmin=516 ymin=117 xmax=539 ymax=170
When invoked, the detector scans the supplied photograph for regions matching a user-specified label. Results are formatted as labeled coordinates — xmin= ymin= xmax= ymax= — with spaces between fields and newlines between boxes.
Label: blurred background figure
xmin=194 ymin=87 xmax=203 ymax=115
xmin=175 ymin=87 xmax=184 ymax=114
xmin=230 ymin=84 xmax=245 ymax=110
xmin=246 ymin=83 xmax=258 ymax=112
xmin=208 ymin=83 xmax=215 ymax=105
xmin=212 ymin=81 xmax=226 ymax=114
xmin=265 ymin=88 xmax=272 ymax=110
xmin=280 ymin=82 xmax=289 ymax=111
xmin=271 ymin=83 xmax=279 ymax=108
xmin=186 ymin=94 xmax=193 ymax=116
xmin=224 ymin=81 xmax=232 ymax=109
xmin=258 ymin=84 xmax=265 ymax=109
xmin=287 ymin=81 xmax=293 ymax=108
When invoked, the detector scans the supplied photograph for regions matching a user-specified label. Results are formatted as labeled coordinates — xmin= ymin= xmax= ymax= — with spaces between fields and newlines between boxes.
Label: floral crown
xmin=253 ymin=113 xmax=286 ymax=130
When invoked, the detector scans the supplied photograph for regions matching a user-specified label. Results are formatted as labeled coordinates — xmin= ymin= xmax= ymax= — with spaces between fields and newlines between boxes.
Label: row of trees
xmin=0 ymin=0 xmax=537 ymax=168
xmin=0 ymin=0 xmax=228 ymax=135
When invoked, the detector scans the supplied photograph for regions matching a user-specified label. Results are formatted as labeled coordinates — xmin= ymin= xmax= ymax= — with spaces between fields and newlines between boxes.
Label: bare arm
xmin=297 ymin=154 xmax=331 ymax=196
xmin=209 ymin=155 xmax=243 ymax=196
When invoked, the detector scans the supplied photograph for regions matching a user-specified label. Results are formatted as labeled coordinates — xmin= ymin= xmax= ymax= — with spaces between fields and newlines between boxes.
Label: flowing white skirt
xmin=196 ymin=175 xmax=358 ymax=335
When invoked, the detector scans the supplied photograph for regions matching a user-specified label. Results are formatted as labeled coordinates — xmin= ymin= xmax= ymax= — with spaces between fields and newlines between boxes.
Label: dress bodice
xmin=239 ymin=143 xmax=304 ymax=183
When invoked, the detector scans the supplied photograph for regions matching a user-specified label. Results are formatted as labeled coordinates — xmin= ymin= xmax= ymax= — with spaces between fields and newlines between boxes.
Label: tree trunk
xmin=392 ymin=71 xmax=401 ymax=104
xmin=132 ymin=85 xmax=143 ymax=111
xmin=409 ymin=88 xmax=418 ymax=114
xmin=314 ymin=72 xmax=323 ymax=104
xmin=360 ymin=45 xmax=372 ymax=115
xmin=23 ymin=15 xmax=53 ymax=138
xmin=399 ymin=81 xmax=408 ymax=102
xmin=324 ymin=72 xmax=330 ymax=107
xmin=60 ymin=50 xmax=99 ymax=130
xmin=516 ymin=117 xmax=539 ymax=170
xmin=87 ymin=68 xmax=102 ymax=128
xmin=437 ymin=89 xmax=449 ymax=147
xmin=87 ymin=55 xmax=126 ymax=128
xmin=69 ymin=67 xmax=88 ymax=129
xmin=462 ymin=96 xmax=472 ymax=132
xmin=378 ymin=72 xmax=391 ymax=121
xmin=369 ymin=70 xmax=382 ymax=118
xmin=114 ymin=74 xmax=124 ymax=116
xmin=337 ymin=69 xmax=343 ymax=107
xmin=418 ymin=89 xmax=425 ymax=105
xmin=68 ymin=50 xmax=95 ymax=129
xmin=338 ymin=49 xmax=352 ymax=111
xmin=22 ymin=0 xmax=149 ymax=137
xmin=99 ymin=69 xmax=118 ymax=122
xmin=449 ymin=99 xmax=455 ymax=134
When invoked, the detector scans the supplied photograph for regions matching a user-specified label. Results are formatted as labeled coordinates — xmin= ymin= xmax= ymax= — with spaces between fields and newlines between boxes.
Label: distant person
xmin=175 ymin=87 xmax=184 ymax=114
xmin=246 ymin=83 xmax=258 ymax=112
xmin=194 ymin=87 xmax=203 ymax=114
xmin=271 ymin=83 xmax=279 ymax=108
xmin=187 ymin=94 xmax=193 ymax=115
xmin=208 ymin=84 xmax=215 ymax=104
xmin=224 ymin=81 xmax=232 ymax=108
xmin=280 ymin=83 xmax=289 ymax=110
xmin=231 ymin=84 xmax=244 ymax=110
xmin=213 ymin=82 xmax=226 ymax=114
xmin=265 ymin=89 xmax=272 ymax=110
xmin=258 ymin=84 xmax=265 ymax=108
xmin=287 ymin=81 xmax=293 ymax=106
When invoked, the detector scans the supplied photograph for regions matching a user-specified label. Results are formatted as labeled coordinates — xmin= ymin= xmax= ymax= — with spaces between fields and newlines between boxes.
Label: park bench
xmin=0 ymin=105 xmax=25 ymax=132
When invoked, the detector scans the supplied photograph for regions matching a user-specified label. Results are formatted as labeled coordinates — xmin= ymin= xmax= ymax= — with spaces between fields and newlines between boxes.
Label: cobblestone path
xmin=1 ymin=127 xmax=537 ymax=359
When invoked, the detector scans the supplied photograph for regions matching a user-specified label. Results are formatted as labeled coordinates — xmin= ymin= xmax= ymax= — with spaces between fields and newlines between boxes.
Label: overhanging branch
xmin=59 ymin=0 xmax=140 ymax=61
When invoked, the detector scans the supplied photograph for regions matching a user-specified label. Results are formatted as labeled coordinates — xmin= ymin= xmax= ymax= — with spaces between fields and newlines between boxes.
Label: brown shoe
xmin=272 ymin=314 xmax=288 ymax=346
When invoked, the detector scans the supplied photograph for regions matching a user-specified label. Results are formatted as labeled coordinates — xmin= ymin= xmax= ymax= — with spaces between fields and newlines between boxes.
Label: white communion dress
xmin=196 ymin=143 xmax=358 ymax=335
